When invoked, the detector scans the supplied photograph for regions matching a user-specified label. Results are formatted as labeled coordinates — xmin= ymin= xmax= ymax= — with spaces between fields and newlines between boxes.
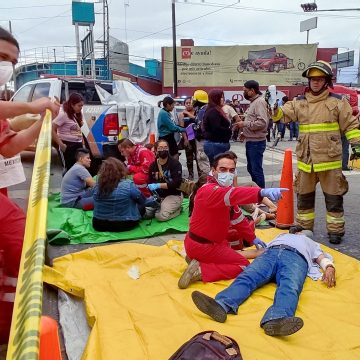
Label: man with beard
xmin=237 ymin=80 xmax=269 ymax=188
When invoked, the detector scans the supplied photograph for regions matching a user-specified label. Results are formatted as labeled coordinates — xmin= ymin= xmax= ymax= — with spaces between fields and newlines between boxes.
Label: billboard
xmin=163 ymin=44 xmax=317 ymax=87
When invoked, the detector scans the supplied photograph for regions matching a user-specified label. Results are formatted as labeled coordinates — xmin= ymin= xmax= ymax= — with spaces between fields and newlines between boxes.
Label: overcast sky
xmin=1 ymin=0 xmax=360 ymax=82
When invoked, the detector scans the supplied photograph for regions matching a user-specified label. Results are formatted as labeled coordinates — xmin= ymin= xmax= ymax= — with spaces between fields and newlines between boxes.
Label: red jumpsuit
xmin=127 ymin=145 xmax=155 ymax=197
xmin=0 ymin=119 xmax=25 ymax=344
xmin=226 ymin=204 xmax=256 ymax=250
xmin=184 ymin=179 xmax=262 ymax=282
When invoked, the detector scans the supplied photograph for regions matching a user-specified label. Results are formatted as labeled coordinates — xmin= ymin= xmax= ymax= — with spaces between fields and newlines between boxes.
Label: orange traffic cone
xmin=276 ymin=148 xmax=295 ymax=229
xmin=39 ymin=316 xmax=62 ymax=360
xmin=149 ymin=132 xmax=155 ymax=144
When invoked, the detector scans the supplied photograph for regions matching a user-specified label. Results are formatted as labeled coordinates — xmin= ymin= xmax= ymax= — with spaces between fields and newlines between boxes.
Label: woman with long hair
xmin=92 ymin=157 xmax=146 ymax=232
xmin=202 ymin=89 xmax=232 ymax=164
xmin=178 ymin=96 xmax=199 ymax=179
xmin=52 ymin=93 xmax=84 ymax=173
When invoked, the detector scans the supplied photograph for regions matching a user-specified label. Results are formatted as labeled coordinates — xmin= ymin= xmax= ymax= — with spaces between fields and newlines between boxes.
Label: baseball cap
xmin=244 ymin=80 xmax=262 ymax=95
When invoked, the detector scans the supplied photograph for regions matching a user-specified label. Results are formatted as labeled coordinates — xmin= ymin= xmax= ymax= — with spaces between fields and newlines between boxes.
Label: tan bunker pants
xmin=294 ymin=169 xmax=348 ymax=235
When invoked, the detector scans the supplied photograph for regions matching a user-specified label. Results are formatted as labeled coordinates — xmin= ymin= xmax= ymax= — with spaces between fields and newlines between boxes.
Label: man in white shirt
xmin=191 ymin=226 xmax=336 ymax=337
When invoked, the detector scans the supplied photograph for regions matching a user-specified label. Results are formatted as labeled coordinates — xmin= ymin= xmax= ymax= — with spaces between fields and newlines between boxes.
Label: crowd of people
xmin=1 ymin=21 xmax=359 ymax=347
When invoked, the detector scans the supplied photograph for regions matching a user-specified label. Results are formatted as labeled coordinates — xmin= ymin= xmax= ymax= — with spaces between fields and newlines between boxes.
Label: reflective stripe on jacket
xmin=282 ymin=90 xmax=360 ymax=173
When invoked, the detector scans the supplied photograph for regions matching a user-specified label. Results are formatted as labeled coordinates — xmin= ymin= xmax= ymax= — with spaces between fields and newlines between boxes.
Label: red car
xmin=253 ymin=53 xmax=289 ymax=72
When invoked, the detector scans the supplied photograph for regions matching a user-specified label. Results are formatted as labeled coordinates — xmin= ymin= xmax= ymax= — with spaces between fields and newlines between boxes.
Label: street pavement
xmin=8 ymin=140 xmax=360 ymax=260
xmin=4 ymin=139 xmax=359 ymax=360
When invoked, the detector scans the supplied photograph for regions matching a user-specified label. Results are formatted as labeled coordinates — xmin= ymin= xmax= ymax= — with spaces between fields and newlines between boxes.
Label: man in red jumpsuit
xmin=179 ymin=152 xmax=287 ymax=289
xmin=0 ymin=26 xmax=60 ymax=344
xmin=118 ymin=138 xmax=155 ymax=197
xmin=226 ymin=204 xmax=257 ymax=250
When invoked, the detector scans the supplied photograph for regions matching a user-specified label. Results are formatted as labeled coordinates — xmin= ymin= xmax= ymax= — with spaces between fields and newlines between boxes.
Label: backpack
xmin=157 ymin=160 xmax=195 ymax=197
xmin=169 ymin=331 xmax=243 ymax=360
xmin=193 ymin=105 xmax=207 ymax=140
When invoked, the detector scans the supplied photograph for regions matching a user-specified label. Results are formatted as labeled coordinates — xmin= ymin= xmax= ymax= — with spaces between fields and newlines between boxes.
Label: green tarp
xmin=47 ymin=194 xmax=189 ymax=245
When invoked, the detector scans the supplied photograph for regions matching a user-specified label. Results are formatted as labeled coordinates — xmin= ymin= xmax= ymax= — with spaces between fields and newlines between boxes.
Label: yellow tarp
xmin=43 ymin=228 xmax=360 ymax=360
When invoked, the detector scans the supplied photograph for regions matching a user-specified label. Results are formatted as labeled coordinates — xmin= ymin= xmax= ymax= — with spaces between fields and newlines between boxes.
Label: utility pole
xmin=300 ymin=4 xmax=360 ymax=83
xmin=171 ymin=0 xmax=178 ymax=97
xmin=8 ymin=21 xmax=17 ymax=91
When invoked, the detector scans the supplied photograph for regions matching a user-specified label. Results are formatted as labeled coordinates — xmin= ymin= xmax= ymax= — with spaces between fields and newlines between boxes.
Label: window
xmin=84 ymin=65 xmax=101 ymax=77
xmin=12 ymin=84 xmax=33 ymax=102
xmin=31 ymin=83 xmax=51 ymax=101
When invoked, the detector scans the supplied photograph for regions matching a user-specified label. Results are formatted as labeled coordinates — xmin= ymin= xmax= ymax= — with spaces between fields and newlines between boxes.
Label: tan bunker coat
xmin=282 ymin=89 xmax=360 ymax=235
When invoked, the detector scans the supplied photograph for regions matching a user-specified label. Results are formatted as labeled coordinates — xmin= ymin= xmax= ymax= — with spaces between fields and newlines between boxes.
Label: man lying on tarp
xmin=191 ymin=226 xmax=336 ymax=337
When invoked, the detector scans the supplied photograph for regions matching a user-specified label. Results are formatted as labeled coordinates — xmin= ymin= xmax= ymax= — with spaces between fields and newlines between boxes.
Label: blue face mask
xmin=217 ymin=172 xmax=234 ymax=187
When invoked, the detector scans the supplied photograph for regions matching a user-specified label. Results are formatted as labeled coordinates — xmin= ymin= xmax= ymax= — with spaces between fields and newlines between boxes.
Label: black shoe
xmin=262 ymin=317 xmax=303 ymax=336
xmin=329 ymin=233 xmax=343 ymax=244
xmin=191 ymin=291 xmax=227 ymax=323
xmin=342 ymin=167 xmax=352 ymax=171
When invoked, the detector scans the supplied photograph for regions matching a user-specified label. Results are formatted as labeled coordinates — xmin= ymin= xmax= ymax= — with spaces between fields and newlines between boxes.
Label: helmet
xmin=192 ymin=90 xmax=208 ymax=104
xmin=302 ymin=60 xmax=333 ymax=78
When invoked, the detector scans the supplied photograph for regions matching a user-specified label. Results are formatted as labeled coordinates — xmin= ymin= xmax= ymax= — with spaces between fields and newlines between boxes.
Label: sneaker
xmin=262 ymin=316 xmax=303 ymax=336
xmin=143 ymin=207 xmax=156 ymax=220
xmin=342 ymin=167 xmax=352 ymax=171
xmin=178 ymin=259 xmax=201 ymax=289
xmin=191 ymin=291 xmax=227 ymax=323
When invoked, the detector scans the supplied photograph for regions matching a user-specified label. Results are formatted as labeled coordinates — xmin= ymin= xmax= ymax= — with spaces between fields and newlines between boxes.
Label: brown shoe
xmin=191 ymin=291 xmax=227 ymax=323
xmin=178 ymin=259 xmax=201 ymax=289
xmin=262 ymin=316 xmax=303 ymax=336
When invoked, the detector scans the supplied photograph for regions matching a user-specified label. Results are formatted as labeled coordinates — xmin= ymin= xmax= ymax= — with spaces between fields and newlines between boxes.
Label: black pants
xmin=184 ymin=139 xmax=200 ymax=178
xmin=59 ymin=141 xmax=83 ymax=173
xmin=92 ymin=217 xmax=139 ymax=232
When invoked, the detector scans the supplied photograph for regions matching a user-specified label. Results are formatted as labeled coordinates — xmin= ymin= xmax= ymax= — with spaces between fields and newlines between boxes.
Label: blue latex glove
xmin=260 ymin=188 xmax=288 ymax=201
xmin=148 ymin=183 xmax=161 ymax=192
xmin=253 ymin=237 xmax=267 ymax=249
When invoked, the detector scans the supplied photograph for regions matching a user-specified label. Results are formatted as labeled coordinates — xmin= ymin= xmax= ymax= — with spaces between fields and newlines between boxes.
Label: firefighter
xmin=282 ymin=60 xmax=360 ymax=244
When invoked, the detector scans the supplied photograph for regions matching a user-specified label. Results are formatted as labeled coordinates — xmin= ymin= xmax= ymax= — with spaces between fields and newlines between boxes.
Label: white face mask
xmin=0 ymin=61 xmax=13 ymax=86
xmin=217 ymin=172 xmax=234 ymax=187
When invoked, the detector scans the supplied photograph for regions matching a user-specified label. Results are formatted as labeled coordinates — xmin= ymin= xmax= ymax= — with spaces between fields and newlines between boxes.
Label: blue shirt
xmin=61 ymin=163 xmax=92 ymax=205
xmin=157 ymin=108 xmax=185 ymax=137
xmin=93 ymin=179 xmax=144 ymax=222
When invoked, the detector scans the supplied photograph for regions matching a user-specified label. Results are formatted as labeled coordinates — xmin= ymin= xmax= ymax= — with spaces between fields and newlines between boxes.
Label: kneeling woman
xmin=93 ymin=157 xmax=145 ymax=232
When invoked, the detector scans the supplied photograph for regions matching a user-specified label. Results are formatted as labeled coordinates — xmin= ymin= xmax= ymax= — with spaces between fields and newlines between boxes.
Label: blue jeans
xmin=215 ymin=247 xmax=308 ymax=326
xmin=341 ymin=133 xmax=349 ymax=169
xmin=63 ymin=188 xmax=94 ymax=210
xmin=204 ymin=141 xmax=230 ymax=165
xmin=290 ymin=122 xmax=299 ymax=139
xmin=277 ymin=122 xmax=285 ymax=139
xmin=245 ymin=140 xmax=266 ymax=188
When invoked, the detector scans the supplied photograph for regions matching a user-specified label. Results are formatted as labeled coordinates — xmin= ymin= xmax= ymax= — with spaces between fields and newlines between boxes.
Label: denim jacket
xmin=93 ymin=179 xmax=144 ymax=221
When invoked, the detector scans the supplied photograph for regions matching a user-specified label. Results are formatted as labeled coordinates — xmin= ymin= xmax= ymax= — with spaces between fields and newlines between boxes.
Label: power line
xmin=0 ymin=4 xmax=69 ymax=10
xmin=111 ymin=26 xmax=243 ymax=45
xmin=16 ymin=9 xmax=71 ymax=35
xmin=0 ymin=15 xmax=70 ymax=22
xmin=126 ymin=1 xmax=241 ymax=44
xmin=181 ymin=1 xmax=360 ymax=20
